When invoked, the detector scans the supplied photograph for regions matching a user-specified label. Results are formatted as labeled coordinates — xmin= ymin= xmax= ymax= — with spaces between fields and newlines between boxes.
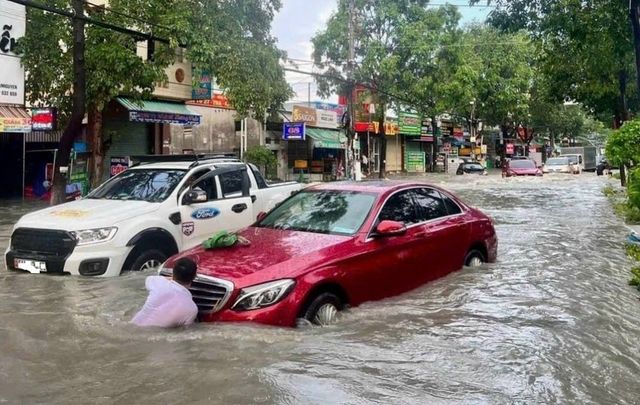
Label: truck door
xmin=179 ymin=166 xmax=253 ymax=250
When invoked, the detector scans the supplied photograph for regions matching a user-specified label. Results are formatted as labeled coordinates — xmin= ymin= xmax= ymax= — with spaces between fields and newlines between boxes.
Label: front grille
xmin=11 ymin=228 xmax=77 ymax=258
xmin=159 ymin=269 xmax=233 ymax=314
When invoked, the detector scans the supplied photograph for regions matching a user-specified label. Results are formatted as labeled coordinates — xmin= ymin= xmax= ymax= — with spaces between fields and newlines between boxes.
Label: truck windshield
xmin=87 ymin=169 xmax=186 ymax=202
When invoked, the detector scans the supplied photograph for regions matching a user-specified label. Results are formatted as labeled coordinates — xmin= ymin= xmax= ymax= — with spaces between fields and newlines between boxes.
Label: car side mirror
xmin=374 ymin=220 xmax=407 ymax=237
xmin=256 ymin=211 xmax=267 ymax=222
xmin=183 ymin=189 xmax=208 ymax=205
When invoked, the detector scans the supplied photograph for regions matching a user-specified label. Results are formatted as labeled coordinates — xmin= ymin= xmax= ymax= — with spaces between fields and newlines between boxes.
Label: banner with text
xmin=0 ymin=1 xmax=25 ymax=105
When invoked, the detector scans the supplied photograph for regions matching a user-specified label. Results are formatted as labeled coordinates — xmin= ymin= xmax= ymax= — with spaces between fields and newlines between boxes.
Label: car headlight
xmin=70 ymin=227 xmax=117 ymax=246
xmin=232 ymin=279 xmax=295 ymax=311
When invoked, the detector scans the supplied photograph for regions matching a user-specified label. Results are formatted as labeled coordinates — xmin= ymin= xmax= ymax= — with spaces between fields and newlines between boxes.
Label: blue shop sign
xmin=283 ymin=122 xmax=305 ymax=140
xmin=129 ymin=111 xmax=201 ymax=125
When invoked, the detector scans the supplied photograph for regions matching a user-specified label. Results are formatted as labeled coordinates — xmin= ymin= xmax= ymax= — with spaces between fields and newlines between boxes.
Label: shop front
xmin=102 ymin=97 xmax=201 ymax=180
xmin=0 ymin=106 xmax=32 ymax=198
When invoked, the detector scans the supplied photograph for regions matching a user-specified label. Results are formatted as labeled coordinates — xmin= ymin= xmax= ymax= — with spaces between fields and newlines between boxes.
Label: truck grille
xmin=11 ymin=228 xmax=77 ymax=258
xmin=159 ymin=270 xmax=233 ymax=314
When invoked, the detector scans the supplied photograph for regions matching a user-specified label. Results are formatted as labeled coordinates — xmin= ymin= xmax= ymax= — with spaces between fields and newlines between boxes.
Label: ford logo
xmin=191 ymin=207 xmax=220 ymax=220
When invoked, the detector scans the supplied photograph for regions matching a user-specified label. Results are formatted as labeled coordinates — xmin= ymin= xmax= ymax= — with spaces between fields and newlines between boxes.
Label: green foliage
xmin=18 ymin=0 xmax=291 ymax=124
xmin=606 ymin=120 xmax=640 ymax=167
xmin=602 ymin=184 xmax=621 ymax=198
xmin=626 ymin=245 xmax=640 ymax=287
xmin=473 ymin=0 xmax=639 ymax=122
xmin=244 ymin=146 xmax=278 ymax=179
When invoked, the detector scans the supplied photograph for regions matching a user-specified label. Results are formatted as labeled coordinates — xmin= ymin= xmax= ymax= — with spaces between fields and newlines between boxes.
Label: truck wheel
xmin=127 ymin=249 xmax=167 ymax=272
xmin=301 ymin=292 xmax=342 ymax=326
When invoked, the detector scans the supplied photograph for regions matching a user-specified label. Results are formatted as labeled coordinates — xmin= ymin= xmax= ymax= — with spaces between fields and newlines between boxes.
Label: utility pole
xmin=347 ymin=0 xmax=355 ymax=180
xmin=50 ymin=0 xmax=86 ymax=205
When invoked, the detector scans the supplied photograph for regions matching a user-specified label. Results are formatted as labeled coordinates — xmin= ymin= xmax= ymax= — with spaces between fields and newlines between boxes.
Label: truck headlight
xmin=71 ymin=227 xmax=118 ymax=246
xmin=232 ymin=279 xmax=295 ymax=311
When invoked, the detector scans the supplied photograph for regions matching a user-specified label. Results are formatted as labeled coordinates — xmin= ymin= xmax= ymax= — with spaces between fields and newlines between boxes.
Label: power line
xmin=6 ymin=0 xmax=182 ymax=46
xmin=82 ymin=0 xmax=176 ymax=33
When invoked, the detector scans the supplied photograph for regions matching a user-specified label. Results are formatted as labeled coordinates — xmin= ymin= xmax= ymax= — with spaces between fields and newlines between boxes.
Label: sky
xmin=271 ymin=0 xmax=492 ymax=104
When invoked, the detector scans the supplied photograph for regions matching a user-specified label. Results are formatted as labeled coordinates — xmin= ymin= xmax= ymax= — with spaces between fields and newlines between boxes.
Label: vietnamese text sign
xmin=0 ymin=1 xmax=25 ymax=105
xmin=31 ymin=108 xmax=57 ymax=131
xmin=283 ymin=122 xmax=305 ymax=140
xmin=191 ymin=70 xmax=212 ymax=100
xmin=292 ymin=105 xmax=337 ymax=129
xmin=398 ymin=112 xmax=421 ymax=136
xmin=0 ymin=116 xmax=31 ymax=133
xmin=110 ymin=157 xmax=130 ymax=177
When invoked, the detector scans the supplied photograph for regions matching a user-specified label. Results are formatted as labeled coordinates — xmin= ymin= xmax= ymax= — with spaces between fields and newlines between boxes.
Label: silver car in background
xmin=543 ymin=157 xmax=578 ymax=174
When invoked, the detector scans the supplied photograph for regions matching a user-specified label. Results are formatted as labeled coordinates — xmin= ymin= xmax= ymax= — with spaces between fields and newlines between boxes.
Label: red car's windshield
xmin=256 ymin=190 xmax=376 ymax=235
xmin=509 ymin=160 xmax=536 ymax=169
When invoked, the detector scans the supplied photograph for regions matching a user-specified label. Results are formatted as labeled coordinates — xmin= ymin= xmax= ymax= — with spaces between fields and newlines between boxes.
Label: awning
xmin=116 ymin=97 xmax=201 ymax=125
xmin=0 ymin=106 xmax=32 ymax=133
xmin=306 ymin=127 xmax=347 ymax=149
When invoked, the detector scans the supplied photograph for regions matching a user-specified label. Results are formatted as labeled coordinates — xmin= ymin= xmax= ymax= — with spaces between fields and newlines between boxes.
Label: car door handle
xmin=251 ymin=195 xmax=257 ymax=203
xmin=232 ymin=203 xmax=248 ymax=213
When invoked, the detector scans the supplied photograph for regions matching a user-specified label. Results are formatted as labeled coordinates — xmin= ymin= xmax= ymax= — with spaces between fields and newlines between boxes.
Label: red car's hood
xmin=510 ymin=167 xmax=539 ymax=174
xmin=168 ymin=227 xmax=352 ymax=287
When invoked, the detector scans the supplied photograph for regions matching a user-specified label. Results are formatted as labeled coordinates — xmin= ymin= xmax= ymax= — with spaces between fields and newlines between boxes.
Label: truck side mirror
xmin=183 ymin=189 xmax=208 ymax=205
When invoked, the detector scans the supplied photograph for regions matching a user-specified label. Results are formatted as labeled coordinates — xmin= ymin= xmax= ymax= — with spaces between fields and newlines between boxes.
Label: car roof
xmin=305 ymin=180 xmax=446 ymax=194
xmin=128 ymin=160 xmax=243 ymax=171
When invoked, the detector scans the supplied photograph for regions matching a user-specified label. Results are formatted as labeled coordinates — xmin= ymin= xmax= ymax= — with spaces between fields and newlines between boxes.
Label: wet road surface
xmin=1 ymin=173 xmax=639 ymax=404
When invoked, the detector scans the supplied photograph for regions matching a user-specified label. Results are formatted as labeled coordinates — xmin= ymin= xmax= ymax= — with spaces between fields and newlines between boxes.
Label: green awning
xmin=116 ymin=97 xmax=201 ymax=125
xmin=306 ymin=127 xmax=348 ymax=149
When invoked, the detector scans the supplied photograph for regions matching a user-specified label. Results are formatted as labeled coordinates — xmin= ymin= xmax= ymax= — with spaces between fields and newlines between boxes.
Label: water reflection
xmin=1 ymin=174 xmax=640 ymax=404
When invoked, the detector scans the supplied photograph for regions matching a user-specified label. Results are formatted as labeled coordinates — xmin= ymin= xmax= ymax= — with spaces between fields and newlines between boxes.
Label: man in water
xmin=131 ymin=258 xmax=199 ymax=328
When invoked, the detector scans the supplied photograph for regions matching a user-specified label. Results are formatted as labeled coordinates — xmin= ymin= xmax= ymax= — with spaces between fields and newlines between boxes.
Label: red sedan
xmin=160 ymin=182 xmax=498 ymax=327
xmin=502 ymin=159 xmax=543 ymax=177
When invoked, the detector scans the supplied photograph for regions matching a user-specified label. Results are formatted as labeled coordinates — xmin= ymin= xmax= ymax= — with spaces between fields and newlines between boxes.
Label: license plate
xmin=14 ymin=258 xmax=47 ymax=273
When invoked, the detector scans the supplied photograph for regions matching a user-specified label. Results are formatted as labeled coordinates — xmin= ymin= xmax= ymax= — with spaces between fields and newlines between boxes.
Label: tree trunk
xmin=630 ymin=0 xmax=640 ymax=96
xmin=88 ymin=104 xmax=104 ymax=188
xmin=617 ymin=70 xmax=630 ymax=187
xmin=378 ymin=102 xmax=386 ymax=179
xmin=51 ymin=0 xmax=86 ymax=205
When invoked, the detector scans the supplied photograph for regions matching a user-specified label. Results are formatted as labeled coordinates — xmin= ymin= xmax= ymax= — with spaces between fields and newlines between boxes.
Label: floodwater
xmin=1 ymin=173 xmax=639 ymax=404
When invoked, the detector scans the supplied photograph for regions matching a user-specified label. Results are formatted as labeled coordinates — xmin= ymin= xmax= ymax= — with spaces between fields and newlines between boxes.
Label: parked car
xmin=456 ymin=162 xmax=487 ymax=175
xmin=5 ymin=155 xmax=302 ymax=277
xmin=542 ymin=157 xmax=578 ymax=174
xmin=159 ymin=181 xmax=498 ymax=327
xmin=502 ymin=159 xmax=543 ymax=177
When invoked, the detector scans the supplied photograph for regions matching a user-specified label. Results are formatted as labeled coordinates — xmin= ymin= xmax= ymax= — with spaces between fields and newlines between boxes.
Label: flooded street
xmin=1 ymin=173 xmax=639 ymax=404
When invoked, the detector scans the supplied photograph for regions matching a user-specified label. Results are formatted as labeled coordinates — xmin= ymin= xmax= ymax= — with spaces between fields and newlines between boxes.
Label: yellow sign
xmin=0 ymin=118 xmax=4 ymax=132
xmin=50 ymin=210 xmax=91 ymax=218
xmin=294 ymin=160 xmax=308 ymax=169
xmin=384 ymin=121 xmax=399 ymax=136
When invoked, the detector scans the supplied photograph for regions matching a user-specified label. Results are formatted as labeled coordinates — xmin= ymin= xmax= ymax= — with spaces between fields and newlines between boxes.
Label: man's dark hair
xmin=173 ymin=257 xmax=197 ymax=285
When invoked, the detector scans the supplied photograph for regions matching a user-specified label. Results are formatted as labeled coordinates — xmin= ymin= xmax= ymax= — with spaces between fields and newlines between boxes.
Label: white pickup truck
xmin=4 ymin=155 xmax=302 ymax=277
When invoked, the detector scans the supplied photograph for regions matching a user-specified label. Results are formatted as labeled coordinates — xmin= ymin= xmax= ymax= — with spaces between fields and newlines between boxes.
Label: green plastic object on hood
xmin=202 ymin=230 xmax=250 ymax=250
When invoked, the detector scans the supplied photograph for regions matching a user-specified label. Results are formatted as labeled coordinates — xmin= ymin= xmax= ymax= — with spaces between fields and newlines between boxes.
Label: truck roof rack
xmin=129 ymin=153 xmax=240 ymax=168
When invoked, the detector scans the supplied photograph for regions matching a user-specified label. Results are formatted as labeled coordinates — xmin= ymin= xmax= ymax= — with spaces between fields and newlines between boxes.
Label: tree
xmin=313 ymin=0 xmax=456 ymax=178
xmin=19 ymin=0 xmax=291 ymax=203
xmin=472 ymin=0 xmax=639 ymax=126
xmin=244 ymin=145 xmax=278 ymax=179
xmin=606 ymin=119 xmax=640 ymax=187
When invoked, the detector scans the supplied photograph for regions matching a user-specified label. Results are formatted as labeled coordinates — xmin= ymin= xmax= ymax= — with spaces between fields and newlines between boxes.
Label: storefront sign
xmin=283 ymin=122 xmax=305 ymax=140
xmin=0 ymin=1 xmax=25 ymax=105
xmin=0 ymin=116 xmax=31 ymax=133
xmin=292 ymin=105 xmax=337 ymax=129
xmin=191 ymin=70 xmax=212 ymax=100
xmin=506 ymin=143 xmax=515 ymax=154
xmin=129 ymin=111 xmax=200 ymax=125
xmin=405 ymin=151 xmax=425 ymax=172
xmin=385 ymin=121 xmax=399 ymax=135
xmin=110 ymin=157 xmax=130 ymax=177
xmin=187 ymin=93 xmax=232 ymax=109
xmin=398 ymin=112 xmax=421 ymax=136
xmin=31 ymin=108 xmax=57 ymax=131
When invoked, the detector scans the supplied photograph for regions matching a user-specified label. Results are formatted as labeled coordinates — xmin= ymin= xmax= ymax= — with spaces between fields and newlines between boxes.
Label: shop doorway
xmin=0 ymin=133 xmax=24 ymax=199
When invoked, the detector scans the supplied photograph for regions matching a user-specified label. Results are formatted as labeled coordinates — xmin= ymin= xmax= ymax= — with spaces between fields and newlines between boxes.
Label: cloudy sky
xmin=271 ymin=1 xmax=492 ymax=103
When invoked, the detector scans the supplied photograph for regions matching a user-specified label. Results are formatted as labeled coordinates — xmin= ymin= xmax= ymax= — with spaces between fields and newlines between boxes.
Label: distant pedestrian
xmin=362 ymin=154 xmax=369 ymax=174
xmin=131 ymin=257 xmax=198 ymax=328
